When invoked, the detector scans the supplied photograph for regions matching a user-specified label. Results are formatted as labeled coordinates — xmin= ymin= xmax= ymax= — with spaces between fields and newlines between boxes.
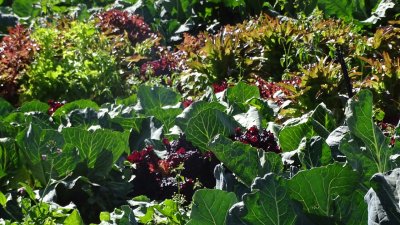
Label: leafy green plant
xmin=268 ymin=0 xmax=399 ymax=27
xmin=357 ymin=51 xmax=400 ymax=123
xmin=20 ymin=20 xmax=125 ymax=103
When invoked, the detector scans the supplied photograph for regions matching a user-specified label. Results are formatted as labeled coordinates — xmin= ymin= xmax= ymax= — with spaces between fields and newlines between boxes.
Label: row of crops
xmin=0 ymin=0 xmax=400 ymax=224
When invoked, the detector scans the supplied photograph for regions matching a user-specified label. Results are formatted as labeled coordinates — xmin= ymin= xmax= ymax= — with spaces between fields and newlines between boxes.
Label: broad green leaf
xmin=16 ymin=124 xmax=62 ymax=164
xmin=261 ymin=152 xmax=284 ymax=175
xmin=233 ymin=106 xmax=261 ymax=129
xmin=63 ymin=128 xmax=128 ymax=170
xmin=279 ymin=103 xmax=335 ymax=151
xmin=186 ymin=109 xmax=239 ymax=152
xmin=0 ymin=98 xmax=13 ymax=117
xmin=365 ymin=168 xmax=400 ymax=224
xmin=0 ymin=191 xmax=7 ymax=207
xmin=110 ymin=117 xmax=144 ymax=132
xmin=342 ymin=189 xmax=368 ymax=225
xmin=228 ymin=173 xmax=297 ymax=225
xmin=18 ymin=100 xmax=48 ymax=113
xmin=52 ymin=99 xmax=99 ymax=118
xmin=247 ymin=98 xmax=275 ymax=126
xmin=116 ymin=94 xmax=137 ymax=106
xmin=67 ymin=108 xmax=101 ymax=128
xmin=226 ymin=81 xmax=260 ymax=104
xmin=288 ymin=164 xmax=360 ymax=221
xmin=129 ymin=117 xmax=163 ymax=151
xmin=146 ymin=108 xmax=182 ymax=134
xmin=16 ymin=124 xmax=77 ymax=183
xmin=187 ymin=189 xmax=237 ymax=225
xmin=326 ymin=126 xmax=349 ymax=160
xmin=317 ymin=0 xmax=353 ymax=20
xmin=339 ymin=134 xmax=379 ymax=182
xmin=345 ymin=89 xmax=395 ymax=174
xmin=12 ymin=0 xmax=37 ymax=17
xmin=152 ymin=199 xmax=184 ymax=224
xmin=176 ymin=101 xmax=226 ymax=131
xmin=209 ymin=135 xmax=280 ymax=186
xmin=137 ymin=85 xmax=181 ymax=111
xmin=64 ymin=209 xmax=84 ymax=225
xmin=0 ymin=138 xmax=19 ymax=178
xmin=298 ymin=136 xmax=332 ymax=169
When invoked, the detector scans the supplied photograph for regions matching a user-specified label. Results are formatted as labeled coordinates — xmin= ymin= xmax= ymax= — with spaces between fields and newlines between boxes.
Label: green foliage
xmin=2 ymin=2 xmax=400 ymax=224
xmin=126 ymin=0 xmax=269 ymax=43
xmin=270 ymin=0 xmax=398 ymax=26
xmin=177 ymin=103 xmax=239 ymax=152
xmin=278 ymin=103 xmax=336 ymax=151
xmin=228 ymin=173 xmax=297 ymax=225
xmin=187 ymin=189 xmax=237 ymax=225
xmin=340 ymin=90 xmax=398 ymax=182
xmin=366 ymin=168 xmax=400 ymax=224
xmin=209 ymin=136 xmax=269 ymax=186
xmin=98 ymin=205 xmax=137 ymax=225
xmin=21 ymin=20 xmax=125 ymax=103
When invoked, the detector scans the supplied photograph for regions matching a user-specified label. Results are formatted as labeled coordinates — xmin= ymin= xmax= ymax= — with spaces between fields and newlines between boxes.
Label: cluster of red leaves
xmin=212 ymin=81 xmax=228 ymax=93
xmin=177 ymin=33 xmax=208 ymax=54
xmin=0 ymin=25 xmax=37 ymax=104
xmin=171 ymin=32 xmax=209 ymax=71
xmin=182 ymin=99 xmax=193 ymax=108
xmin=127 ymin=135 xmax=219 ymax=201
xmin=97 ymin=9 xmax=156 ymax=45
xmin=140 ymin=56 xmax=177 ymax=77
xmin=255 ymin=76 xmax=301 ymax=105
xmin=232 ymin=126 xmax=281 ymax=154
xmin=377 ymin=122 xmax=398 ymax=147
xmin=47 ymin=99 xmax=66 ymax=115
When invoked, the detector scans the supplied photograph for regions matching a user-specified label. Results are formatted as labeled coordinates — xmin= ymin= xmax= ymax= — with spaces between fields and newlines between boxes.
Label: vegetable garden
xmin=0 ymin=0 xmax=399 ymax=224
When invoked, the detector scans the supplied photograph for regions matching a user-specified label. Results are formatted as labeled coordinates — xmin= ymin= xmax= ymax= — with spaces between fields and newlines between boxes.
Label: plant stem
xmin=336 ymin=46 xmax=353 ymax=98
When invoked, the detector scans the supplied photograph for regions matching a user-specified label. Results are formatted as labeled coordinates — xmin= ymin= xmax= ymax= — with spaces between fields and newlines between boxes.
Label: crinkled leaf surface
xmin=228 ymin=173 xmax=297 ymax=225
xmin=187 ymin=189 xmax=237 ymax=225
